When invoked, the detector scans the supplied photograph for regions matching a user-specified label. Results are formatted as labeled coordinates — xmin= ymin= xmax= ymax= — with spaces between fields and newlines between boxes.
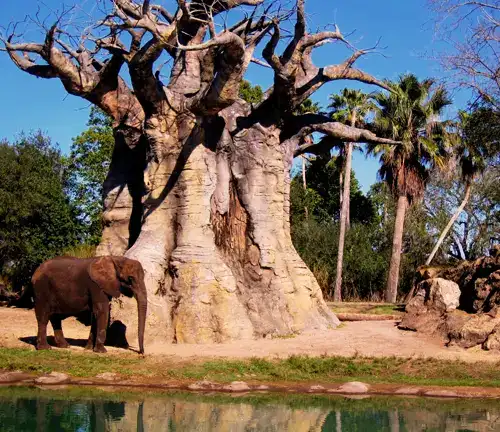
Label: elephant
xmin=31 ymin=256 xmax=147 ymax=354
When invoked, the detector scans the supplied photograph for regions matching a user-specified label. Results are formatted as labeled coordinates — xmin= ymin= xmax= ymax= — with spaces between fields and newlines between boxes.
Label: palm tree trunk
xmin=302 ymin=155 xmax=308 ymax=219
xmin=336 ymin=410 xmax=342 ymax=432
xmin=339 ymin=164 xmax=344 ymax=214
xmin=333 ymin=115 xmax=356 ymax=302
xmin=346 ymin=195 xmax=350 ymax=230
xmin=389 ymin=410 xmax=400 ymax=432
xmin=386 ymin=194 xmax=408 ymax=303
xmin=425 ymin=182 xmax=471 ymax=265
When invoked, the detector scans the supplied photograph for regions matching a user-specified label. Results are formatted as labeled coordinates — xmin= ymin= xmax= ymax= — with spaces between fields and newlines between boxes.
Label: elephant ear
xmin=89 ymin=257 xmax=121 ymax=298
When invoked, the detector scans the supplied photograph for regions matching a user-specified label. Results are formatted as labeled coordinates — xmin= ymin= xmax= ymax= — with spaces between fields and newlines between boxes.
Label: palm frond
xmin=369 ymin=74 xmax=452 ymax=201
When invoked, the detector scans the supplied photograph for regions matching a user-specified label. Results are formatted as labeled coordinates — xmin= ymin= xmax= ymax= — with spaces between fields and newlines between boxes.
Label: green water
xmin=0 ymin=387 xmax=499 ymax=431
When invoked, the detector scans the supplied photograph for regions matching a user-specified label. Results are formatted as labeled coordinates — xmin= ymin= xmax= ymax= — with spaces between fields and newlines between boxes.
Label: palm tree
xmin=329 ymin=89 xmax=376 ymax=302
xmin=425 ymin=111 xmax=487 ymax=265
xmin=370 ymin=74 xmax=451 ymax=303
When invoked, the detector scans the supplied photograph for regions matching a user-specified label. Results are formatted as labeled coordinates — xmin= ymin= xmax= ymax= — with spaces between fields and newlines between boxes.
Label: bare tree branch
xmin=284 ymin=113 xmax=400 ymax=156
xmin=293 ymin=122 xmax=400 ymax=156
xmin=428 ymin=0 xmax=500 ymax=107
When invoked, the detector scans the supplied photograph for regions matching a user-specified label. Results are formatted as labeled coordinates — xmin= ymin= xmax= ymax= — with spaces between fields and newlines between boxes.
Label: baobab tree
xmin=2 ymin=0 xmax=397 ymax=345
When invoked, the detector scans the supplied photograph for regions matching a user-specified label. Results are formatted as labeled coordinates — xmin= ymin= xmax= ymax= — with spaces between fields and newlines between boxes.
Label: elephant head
xmin=89 ymin=256 xmax=147 ymax=354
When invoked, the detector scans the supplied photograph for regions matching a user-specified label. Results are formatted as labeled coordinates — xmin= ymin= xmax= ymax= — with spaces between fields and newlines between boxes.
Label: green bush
xmin=292 ymin=219 xmax=389 ymax=300
xmin=0 ymin=132 xmax=79 ymax=290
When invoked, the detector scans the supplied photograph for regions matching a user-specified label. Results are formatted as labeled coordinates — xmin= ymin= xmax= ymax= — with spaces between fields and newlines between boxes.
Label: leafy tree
xmin=290 ymin=162 xmax=382 ymax=300
xmin=425 ymin=164 xmax=500 ymax=261
xmin=462 ymin=107 xmax=500 ymax=163
xmin=292 ymin=154 xmax=375 ymax=224
xmin=239 ymin=80 xmax=264 ymax=104
xmin=329 ymin=88 xmax=377 ymax=301
xmin=290 ymin=176 xmax=443 ymax=300
xmin=370 ymin=74 xmax=452 ymax=302
xmin=0 ymin=132 xmax=78 ymax=290
xmin=426 ymin=110 xmax=491 ymax=264
xmin=289 ymin=179 xmax=324 ymax=226
xmin=295 ymin=98 xmax=321 ymax=115
xmin=65 ymin=107 xmax=114 ymax=245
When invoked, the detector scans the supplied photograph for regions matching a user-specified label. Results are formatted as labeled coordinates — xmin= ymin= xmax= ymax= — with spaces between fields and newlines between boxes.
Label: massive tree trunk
xmin=97 ymin=127 xmax=146 ymax=256
xmin=109 ymin=102 xmax=339 ymax=346
xmin=425 ymin=182 xmax=471 ymax=265
xmin=386 ymin=195 xmax=408 ymax=303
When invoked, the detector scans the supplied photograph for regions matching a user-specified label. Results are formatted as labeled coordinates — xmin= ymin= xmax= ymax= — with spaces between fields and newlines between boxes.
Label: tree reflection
xmin=0 ymin=392 xmax=499 ymax=431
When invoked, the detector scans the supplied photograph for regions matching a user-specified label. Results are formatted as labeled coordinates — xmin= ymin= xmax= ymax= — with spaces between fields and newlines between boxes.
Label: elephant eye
xmin=128 ymin=276 xmax=134 ymax=284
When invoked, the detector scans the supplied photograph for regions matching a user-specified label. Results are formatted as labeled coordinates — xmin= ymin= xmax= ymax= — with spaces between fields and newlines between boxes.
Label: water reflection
xmin=0 ymin=389 xmax=499 ymax=431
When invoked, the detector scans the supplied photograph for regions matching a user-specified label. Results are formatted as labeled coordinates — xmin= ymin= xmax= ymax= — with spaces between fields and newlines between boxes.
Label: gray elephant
xmin=31 ymin=256 xmax=147 ymax=354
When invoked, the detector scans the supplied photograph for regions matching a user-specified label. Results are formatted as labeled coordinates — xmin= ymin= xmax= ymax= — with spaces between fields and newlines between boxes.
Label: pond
xmin=0 ymin=387 xmax=499 ymax=431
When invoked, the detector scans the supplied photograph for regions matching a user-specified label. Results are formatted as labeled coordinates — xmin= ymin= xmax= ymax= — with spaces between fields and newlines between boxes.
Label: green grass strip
xmin=1 ymin=347 xmax=500 ymax=388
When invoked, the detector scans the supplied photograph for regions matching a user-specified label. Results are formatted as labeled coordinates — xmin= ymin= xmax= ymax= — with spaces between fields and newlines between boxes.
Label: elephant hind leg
xmin=35 ymin=307 xmax=51 ymax=350
xmin=50 ymin=316 xmax=70 ymax=348
xmin=85 ymin=318 xmax=96 ymax=351
xmin=93 ymin=303 xmax=109 ymax=354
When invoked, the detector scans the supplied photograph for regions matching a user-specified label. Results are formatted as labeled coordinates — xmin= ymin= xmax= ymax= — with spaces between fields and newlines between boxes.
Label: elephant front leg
xmin=50 ymin=316 xmax=70 ymax=348
xmin=93 ymin=302 xmax=109 ymax=353
xmin=35 ymin=307 xmax=51 ymax=350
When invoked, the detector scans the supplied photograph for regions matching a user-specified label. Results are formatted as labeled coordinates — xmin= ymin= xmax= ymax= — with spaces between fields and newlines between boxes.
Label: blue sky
xmin=0 ymin=0 xmax=467 ymax=192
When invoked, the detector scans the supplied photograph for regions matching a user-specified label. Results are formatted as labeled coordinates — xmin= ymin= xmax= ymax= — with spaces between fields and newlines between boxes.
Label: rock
xmin=0 ymin=371 xmax=31 ymax=383
xmin=448 ymin=314 xmax=500 ymax=349
xmin=338 ymin=382 xmax=370 ymax=394
xmin=483 ymin=271 xmax=500 ymax=312
xmin=308 ymin=385 xmax=326 ymax=392
xmin=424 ymin=389 xmax=458 ymax=398
xmin=483 ymin=323 xmax=500 ymax=351
xmin=399 ymin=309 xmax=443 ymax=334
xmin=409 ymin=278 xmax=461 ymax=313
xmin=96 ymin=372 xmax=119 ymax=381
xmin=395 ymin=387 xmax=422 ymax=395
xmin=188 ymin=380 xmax=219 ymax=391
xmin=36 ymin=385 xmax=69 ymax=391
xmin=34 ymin=372 xmax=69 ymax=385
xmin=416 ymin=254 xmax=500 ymax=313
xmin=222 ymin=381 xmax=251 ymax=392
xmin=400 ymin=278 xmax=460 ymax=335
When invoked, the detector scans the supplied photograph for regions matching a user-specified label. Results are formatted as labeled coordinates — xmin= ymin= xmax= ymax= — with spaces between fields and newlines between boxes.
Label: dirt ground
xmin=1 ymin=307 xmax=499 ymax=362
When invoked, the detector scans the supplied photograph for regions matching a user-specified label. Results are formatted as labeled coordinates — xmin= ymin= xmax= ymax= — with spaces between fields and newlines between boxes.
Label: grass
xmin=61 ymin=244 xmax=96 ymax=258
xmin=329 ymin=302 xmax=404 ymax=316
xmin=1 ymin=347 xmax=500 ymax=388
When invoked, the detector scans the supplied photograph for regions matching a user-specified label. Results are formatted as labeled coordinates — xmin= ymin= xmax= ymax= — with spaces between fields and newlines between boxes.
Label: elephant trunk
xmin=134 ymin=281 xmax=147 ymax=355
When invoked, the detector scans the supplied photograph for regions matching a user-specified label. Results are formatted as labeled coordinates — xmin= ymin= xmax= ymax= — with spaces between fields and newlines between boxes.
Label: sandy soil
xmin=1 ymin=307 xmax=499 ymax=362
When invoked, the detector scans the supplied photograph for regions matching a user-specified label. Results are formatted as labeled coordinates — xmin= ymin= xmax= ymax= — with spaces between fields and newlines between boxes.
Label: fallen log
xmin=336 ymin=313 xmax=401 ymax=321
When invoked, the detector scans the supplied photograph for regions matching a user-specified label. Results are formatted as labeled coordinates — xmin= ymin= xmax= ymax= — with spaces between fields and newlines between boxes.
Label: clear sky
xmin=0 ymin=0 xmax=467 ymax=192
